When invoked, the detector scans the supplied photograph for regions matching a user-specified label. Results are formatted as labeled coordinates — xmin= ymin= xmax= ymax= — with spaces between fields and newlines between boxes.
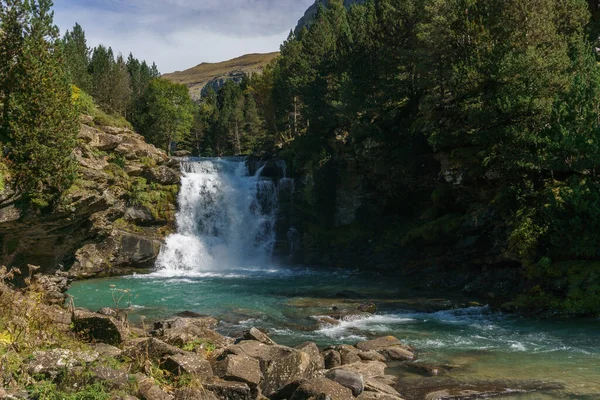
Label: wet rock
xmin=175 ymin=311 xmax=207 ymax=318
xmin=356 ymin=336 xmax=405 ymax=352
xmin=398 ymin=378 xmax=564 ymax=400
xmin=122 ymin=337 xmax=184 ymax=361
xmin=357 ymin=303 xmax=377 ymax=314
xmin=330 ymin=361 xmax=387 ymax=378
xmin=173 ymin=150 xmax=192 ymax=157
xmin=114 ymin=233 xmax=163 ymax=268
xmin=325 ymin=369 xmax=364 ymax=396
xmin=28 ymin=349 xmax=99 ymax=378
xmin=204 ymin=380 xmax=253 ymax=400
xmin=364 ymin=378 xmax=401 ymax=396
xmin=214 ymin=354 xmax=262 ymax=386
xmin=314 ymin=316 xmax=341 ymax=327
xmin=379 ymin=346 xmax=414 ymax=361
xmin=162 ymin=353 xmax=213 ymax=381
xmin=357 ymin=351 xmax=386 ymax=362
xmin=242 ymin=327 xmax=276 ymax=345
xmin=356 ymin=336 xmax=415 ymax=361
xmin=402 ymin=361 xmax=452 ymax=376
xmin=357 ymin=393 xmax=405 ymax=400
xmin=288 ymin=377 xmax=354 ymax=400
xmin=73 ymin=309 xmax=130 ymax=346
xmin=372 ymin=375 xmax=398 ymax=387
xmin=323 ymin=350 xmax=342 ymax=369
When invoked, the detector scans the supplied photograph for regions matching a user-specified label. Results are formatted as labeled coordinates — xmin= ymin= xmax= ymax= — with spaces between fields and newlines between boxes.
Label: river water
xmin=68 ymin=158 xmax=600 ymax=399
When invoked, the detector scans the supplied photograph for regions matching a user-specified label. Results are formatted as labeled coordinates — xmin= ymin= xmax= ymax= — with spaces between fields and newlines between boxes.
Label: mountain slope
xmin=162 ymin=52 xmax=279 ymax=100
xmin=295 ymin=0 xmax=366 ymax=34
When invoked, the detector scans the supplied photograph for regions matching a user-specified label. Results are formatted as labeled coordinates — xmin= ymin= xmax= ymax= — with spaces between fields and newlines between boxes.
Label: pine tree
xmin=0 ymin=0 xmax=78 ymax=207
xmin=111 ymin=53 xmax=132 ymax=116
xmin=62 ymin=22 xmax=90 ymax=90
xmin=242 ymin=92 xmax=264 ymax=152
xmin=89 ymin=44 xmax=114 ymax=112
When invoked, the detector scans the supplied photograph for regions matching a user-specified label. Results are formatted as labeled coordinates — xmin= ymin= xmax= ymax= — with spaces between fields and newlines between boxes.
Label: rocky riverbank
xmin=0 ymin=116 xmax=180 ymax=279
xmin=0 ymin=275 xmax=564 ymax=400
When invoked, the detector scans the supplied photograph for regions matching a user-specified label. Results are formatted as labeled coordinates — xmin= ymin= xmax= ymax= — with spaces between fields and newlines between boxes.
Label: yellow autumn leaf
xmin=0 ymin=330 xmax=13 ymax=345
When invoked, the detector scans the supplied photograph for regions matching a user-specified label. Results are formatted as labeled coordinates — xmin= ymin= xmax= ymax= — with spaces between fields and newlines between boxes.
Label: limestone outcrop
xmin=0 ymin=118 xmax=180 ymax=278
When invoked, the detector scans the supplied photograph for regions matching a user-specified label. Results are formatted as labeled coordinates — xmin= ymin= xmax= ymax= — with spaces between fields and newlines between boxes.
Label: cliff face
xmin=0 ymin=116 xmax=180 ymax=278
xmin=295 ymin=0 xmax=366 ymax=34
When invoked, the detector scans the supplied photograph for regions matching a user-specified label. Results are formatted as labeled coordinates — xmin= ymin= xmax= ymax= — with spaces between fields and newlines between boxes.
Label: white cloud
xmin=53 ymin=0 xmax=314 ymax=73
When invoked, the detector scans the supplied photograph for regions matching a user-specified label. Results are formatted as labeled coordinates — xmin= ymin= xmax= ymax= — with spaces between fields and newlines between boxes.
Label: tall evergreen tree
xmin=62 ymin=22 xmax=90 ymax=90
xmin=0 ymin=0 xmax=78 ymax=207
xmin=111 ymin=53 xmax=132 ymax=116
xmin=89 ymin=44 xmax=113 ymax=112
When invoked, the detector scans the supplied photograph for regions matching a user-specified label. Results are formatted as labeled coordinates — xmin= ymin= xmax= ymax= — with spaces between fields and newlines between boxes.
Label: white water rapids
xmin=155 ymin=158 xmax=282 ymax=276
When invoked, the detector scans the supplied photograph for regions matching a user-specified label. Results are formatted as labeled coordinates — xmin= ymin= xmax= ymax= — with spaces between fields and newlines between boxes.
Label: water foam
xmin=155 ymin=158 xmax=280 ymax=275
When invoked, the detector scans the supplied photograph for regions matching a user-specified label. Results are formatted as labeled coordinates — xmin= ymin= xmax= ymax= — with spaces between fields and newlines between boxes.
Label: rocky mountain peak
xmin=295 ymin=0 xmax=366 ymax=34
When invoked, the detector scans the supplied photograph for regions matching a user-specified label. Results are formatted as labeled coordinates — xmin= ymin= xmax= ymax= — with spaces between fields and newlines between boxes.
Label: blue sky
xmin=53 ymin=0 xmax=314 ymax=73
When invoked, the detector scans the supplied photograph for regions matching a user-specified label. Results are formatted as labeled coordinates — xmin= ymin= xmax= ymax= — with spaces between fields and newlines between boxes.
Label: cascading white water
xmin=155 ymin=157 xmax=279 ymax=276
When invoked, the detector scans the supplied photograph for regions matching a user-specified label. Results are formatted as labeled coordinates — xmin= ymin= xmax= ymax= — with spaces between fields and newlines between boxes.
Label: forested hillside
xmin=184 ymin=0 xmax=600 ymax=315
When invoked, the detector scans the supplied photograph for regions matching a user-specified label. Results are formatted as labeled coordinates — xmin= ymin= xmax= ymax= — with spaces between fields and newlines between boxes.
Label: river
xmin=68 ymin=157 xmax=600 ymax=399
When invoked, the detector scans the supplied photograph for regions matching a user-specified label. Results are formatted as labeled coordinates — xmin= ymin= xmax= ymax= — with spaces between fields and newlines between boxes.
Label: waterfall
xmin=155 ymin=157 xmax=280 ymax=276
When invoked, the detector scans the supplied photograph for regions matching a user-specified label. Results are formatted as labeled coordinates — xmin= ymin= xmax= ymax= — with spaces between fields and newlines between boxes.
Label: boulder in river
xmin=356 ymin=336 xmax=415 ymax=361
xmin=286 ymin=377 xmax=354 ymax=400
xmin=330 ymin=361 xmax=387 ymax=378
xmin=242 ymin=327 xmax=276 ymax=345
xmin=357 ymin=392 xmax=405 ymax=400
xmin=325 ymin=369 xmax=365 ymax=396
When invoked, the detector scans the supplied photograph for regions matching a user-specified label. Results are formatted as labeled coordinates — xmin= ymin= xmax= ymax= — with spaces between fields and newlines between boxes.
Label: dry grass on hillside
xmin=162 ymin=52 xmax=279 ymax=99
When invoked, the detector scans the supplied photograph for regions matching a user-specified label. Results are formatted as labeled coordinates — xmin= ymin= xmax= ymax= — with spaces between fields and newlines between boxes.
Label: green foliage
xmin=513 ymin=261 xmax=600 ymax=315
xmin=29 ymin=380 xmax=111 ymax=400
xmin=108 ymin=154 xmax=127 ymax=169
xmin=0 ymin=161 xmax=7 ymax=193
xmin=135 ymin=78 xmax=195 ymax=154
xmin=62 ymin=23 xmax=90 ymax=91
xmin=72 ymin=85 xmax=96 ymax=115
xmin=128 ymin=177 xmax=178 ymax=221
xmin=402 ymin=214 xmax=464 ymax=245
xmin=0 ymin=0 xmax=79 ymax=208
